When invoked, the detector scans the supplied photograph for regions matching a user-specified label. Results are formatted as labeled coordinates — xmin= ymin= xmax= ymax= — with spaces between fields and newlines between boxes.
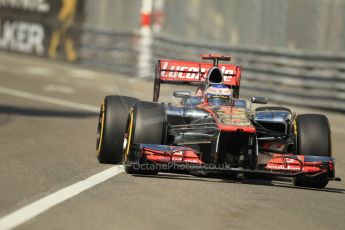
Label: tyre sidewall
xmin=97 ymin=96 xmax=138 ymax=163
xmin=123 ymin=101 xmax=166 ymax=174
xmin=296 ymin=114 xmax=331 ymax=157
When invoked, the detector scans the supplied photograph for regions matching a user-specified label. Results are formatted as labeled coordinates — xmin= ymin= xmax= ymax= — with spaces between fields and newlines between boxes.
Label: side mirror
xmin=251 ymin=96 xmax=268 ymax=104
xmin=173 ymin=91 xmax=191 ymax=98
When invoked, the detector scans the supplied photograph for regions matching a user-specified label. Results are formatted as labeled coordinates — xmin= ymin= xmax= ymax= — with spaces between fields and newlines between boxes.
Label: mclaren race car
xmin=96 ymin=54 xmax=341 ymax=188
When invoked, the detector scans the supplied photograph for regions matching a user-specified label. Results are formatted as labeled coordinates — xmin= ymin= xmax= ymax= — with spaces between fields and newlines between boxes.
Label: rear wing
xmin=153 ymin=58 xmax=241 ymax=102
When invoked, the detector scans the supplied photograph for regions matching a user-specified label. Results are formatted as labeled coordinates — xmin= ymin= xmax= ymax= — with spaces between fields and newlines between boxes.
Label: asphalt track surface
xmin=0 ymin=52 xmax=344 ymax=230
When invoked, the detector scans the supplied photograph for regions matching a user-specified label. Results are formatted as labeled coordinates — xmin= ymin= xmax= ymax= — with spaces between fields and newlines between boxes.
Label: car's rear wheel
xmin=293 ymin=114 xmax=331 ymax=188
xmin=123 ymin=101 xmax=166 ymax=174
xmin=96 ymin=96 xmax=138 ymax=164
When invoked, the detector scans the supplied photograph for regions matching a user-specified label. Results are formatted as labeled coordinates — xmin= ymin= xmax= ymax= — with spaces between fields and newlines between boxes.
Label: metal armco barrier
xmin=80 ymin=29 xmax=139 ymax=74
xmin=80 ymin=30 xmax=345 ymax=112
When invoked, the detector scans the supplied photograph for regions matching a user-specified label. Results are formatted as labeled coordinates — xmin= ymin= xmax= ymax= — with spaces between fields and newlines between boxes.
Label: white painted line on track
xmin=0 ymin=86 xmax=125 ymax=229
xmin=69 ymin=69 xmax=97 ymax=79
xmin=43 ymin=84 xmax=75 ymax=94
xmin=0 ymin=166 xmax=124 ymax=230
xmin=0 ymin=86 xmax=99 ymax=112
xmin=25 ymin=67 xmax=54 ymax=76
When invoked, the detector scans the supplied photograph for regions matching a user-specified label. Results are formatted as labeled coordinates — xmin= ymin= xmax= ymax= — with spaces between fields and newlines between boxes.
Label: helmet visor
xmin=207 ymin=95 xmax=231 ymax=106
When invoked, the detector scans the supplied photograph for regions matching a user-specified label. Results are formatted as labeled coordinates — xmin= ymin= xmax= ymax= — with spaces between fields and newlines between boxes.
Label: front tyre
xmin=295 ymin=114 xmax=331 ymax=157
xmin=293 ymin=173 xmax=329 ymax=189
xmin=293 ymin=114 xmax=331 ymax=188
xmin=96 ymin=96 xmax=138 ymax=164
xmin=123 ymin=101 xmax=166 ymax=174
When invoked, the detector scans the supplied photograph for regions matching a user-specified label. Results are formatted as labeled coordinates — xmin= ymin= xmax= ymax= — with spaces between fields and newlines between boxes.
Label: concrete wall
xmin=161 ymin=0 xmax=345 ymax=53
xmin=2 ymin=0 xmax=344 ymax=60
xmin=83 ymin=0 xmax=140 ymax=31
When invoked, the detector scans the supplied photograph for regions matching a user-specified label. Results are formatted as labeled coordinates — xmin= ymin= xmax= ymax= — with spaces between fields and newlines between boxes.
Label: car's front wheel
xmin=96 ymin=95 xmax=138 ymax=164
xmin=123 ymin=101 xmax=166 ymax=174
xmin=293 ymin=114 xmax=331 ymax=188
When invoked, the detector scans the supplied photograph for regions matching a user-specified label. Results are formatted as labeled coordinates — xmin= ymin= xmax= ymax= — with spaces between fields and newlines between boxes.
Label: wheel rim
xmin=123 ymin=110 xmax=134 ymax=162
xmin=96 ymin=102 xmax=105 ymax=155
xmin=293 ymin=119 xmax=298 ymax=154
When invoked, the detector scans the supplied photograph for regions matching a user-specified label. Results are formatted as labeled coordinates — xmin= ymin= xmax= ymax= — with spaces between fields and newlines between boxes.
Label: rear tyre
xmin=123 ymin=101 xmax=166 ymax=174
xmin=293 ymin=114 xmax=331 ymax=188
xmin=96 ymin=96 xmax=138 ymax=164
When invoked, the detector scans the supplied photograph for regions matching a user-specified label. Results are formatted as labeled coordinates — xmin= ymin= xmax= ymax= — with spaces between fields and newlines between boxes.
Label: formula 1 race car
xmin=96 ymin=54 xmax=341 ymax=188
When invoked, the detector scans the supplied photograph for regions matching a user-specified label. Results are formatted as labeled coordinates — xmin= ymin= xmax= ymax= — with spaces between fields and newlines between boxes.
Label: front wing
xmin=126 ymin=144 xmax=341 ymax=182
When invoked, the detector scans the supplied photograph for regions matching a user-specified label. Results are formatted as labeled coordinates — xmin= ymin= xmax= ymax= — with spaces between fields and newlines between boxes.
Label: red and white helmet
xmin=204 ymin=84 xmax=232 ymax=106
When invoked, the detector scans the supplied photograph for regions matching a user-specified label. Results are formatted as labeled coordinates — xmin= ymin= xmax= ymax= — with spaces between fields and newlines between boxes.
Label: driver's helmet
xmin=204 ymin=84 xmax=232 ymax=106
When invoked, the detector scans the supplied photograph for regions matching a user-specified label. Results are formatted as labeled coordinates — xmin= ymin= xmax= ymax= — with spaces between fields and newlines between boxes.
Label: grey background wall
xmin=83 ymin=0 xmax=140 ymax=32
xmin=161 ymin=0 xmax=345 ymax=53
xmin=1 ymin=0 xmax=344 ymax=110
xmin=79 ymin=0 xmax=345 ymax=54
xmin=78 ymin=0 xmax=345 ymax=111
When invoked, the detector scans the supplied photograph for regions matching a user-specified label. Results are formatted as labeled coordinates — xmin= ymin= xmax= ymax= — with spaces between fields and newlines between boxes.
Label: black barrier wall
xmin=0 ymin=0 xmax=84 ymax=62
